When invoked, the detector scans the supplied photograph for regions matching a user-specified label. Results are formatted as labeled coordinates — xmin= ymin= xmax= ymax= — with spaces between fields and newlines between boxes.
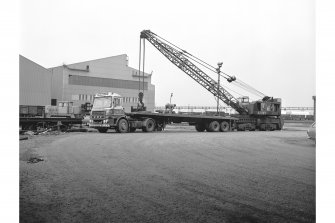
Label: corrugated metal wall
xmin=19 ymin=55 xmax=52 ymax=106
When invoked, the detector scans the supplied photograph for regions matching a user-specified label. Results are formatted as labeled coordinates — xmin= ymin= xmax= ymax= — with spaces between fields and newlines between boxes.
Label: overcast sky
xmin=20 ymin=0 xmax=315 ymax=107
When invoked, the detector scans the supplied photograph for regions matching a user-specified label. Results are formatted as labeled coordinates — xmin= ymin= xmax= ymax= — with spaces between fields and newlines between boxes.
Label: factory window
xmin=72 ymin=95 xmax=79 ymax=101
xmin=68 ymin=75 xmax=148 ymax=90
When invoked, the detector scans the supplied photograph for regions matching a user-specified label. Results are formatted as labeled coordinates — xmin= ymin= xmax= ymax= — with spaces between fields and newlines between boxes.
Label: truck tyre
xmin=195 ymin=123 xmax=206 ymax=132
xmin=142 ymin=118 xmax=155 ymax=132
xmin=207 ymin=121 xmax=220 ymax=132
xmin=220 ymin=121 xmax=230 ymax=132
xmin=117 ymin=119 xmax=129 ymax=133
xmin=98 ymin=128 xmax=108 ymax=133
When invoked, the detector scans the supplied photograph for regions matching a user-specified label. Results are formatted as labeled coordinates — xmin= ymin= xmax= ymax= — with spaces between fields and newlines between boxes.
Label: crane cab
xmin=248 ymin=98 xmax=281 ymax=116
xmin=237 ymin=96 xmax=281 ymax=116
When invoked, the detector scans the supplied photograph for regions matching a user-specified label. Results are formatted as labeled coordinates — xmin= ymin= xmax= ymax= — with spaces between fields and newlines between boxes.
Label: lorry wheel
xmin=142 ymin=118 xmax=155 ymax=132
xmin=220 ymin=121 xmax=230 ymax=132
xmin=98 ymin=128 xmax=108 ymax=133
xmin=207 ymin=121 xmax=220 ymax=132
xmin=195 ymin=123 xmax=206 ymax=132
xmin=117 ymin=119 xmax=129 ymax=133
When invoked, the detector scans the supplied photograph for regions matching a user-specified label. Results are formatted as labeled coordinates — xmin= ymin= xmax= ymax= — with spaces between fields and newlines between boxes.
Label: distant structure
xmin=19 ymin=54 xmax=155 ymax=112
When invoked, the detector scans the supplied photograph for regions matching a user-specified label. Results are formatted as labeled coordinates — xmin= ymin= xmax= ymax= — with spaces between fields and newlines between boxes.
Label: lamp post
xmin=216 ymin=62 xmax=223 ymax=115
xmin=312 ymin=95 xmax=316 ymax=121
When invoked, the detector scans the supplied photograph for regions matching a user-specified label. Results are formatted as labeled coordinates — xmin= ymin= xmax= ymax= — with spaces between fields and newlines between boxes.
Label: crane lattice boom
xmin=140 ymin=30 xmax=248 ymax=114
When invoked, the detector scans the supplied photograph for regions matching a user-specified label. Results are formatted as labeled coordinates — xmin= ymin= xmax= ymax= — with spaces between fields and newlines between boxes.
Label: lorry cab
xmin=89 ymin=92 xmax=126 ymax=132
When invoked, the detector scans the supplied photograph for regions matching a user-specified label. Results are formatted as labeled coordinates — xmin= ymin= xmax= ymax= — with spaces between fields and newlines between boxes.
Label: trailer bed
xmin=126 ymin=112 xmax=238 ymax=123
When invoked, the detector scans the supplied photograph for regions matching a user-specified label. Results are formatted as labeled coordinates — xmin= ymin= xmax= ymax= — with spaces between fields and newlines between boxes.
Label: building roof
xmin=48 ymin=54 xmax=128 ymax=69
xmin=19 ymin=55 xmax=51 ymax=73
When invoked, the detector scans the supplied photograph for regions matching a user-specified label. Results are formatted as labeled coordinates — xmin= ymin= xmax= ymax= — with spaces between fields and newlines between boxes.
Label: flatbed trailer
xmin=89 ymin=93 xmax=283 ymax=133
xmin=20 ymin=117 xmax=82 ymax=131
xmin=89 ymin=108 xmax=238 ymax=133
xmin=128 ymin=112 xmax=237 ymax=123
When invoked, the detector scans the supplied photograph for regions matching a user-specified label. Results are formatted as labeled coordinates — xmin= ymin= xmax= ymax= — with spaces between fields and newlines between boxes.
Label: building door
xmin=51 ymin=99 xmax=57 ymax=106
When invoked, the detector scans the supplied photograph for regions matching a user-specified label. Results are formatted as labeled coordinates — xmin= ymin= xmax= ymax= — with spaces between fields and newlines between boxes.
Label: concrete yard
xmin=20 ymin=123 xmax=315 ymax=223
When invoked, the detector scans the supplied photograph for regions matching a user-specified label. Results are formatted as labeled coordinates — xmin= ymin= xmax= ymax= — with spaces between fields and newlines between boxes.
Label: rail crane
xmin=138 ymin=30 xmax=283 ymax=131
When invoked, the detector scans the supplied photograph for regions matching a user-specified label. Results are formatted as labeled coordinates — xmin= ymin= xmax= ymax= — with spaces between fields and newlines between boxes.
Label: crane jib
xmin=140 ymin=30 xmax=248 ymax=114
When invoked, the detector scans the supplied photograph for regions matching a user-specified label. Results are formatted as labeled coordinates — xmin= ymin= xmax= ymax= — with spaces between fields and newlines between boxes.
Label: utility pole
xmin=170 ymin=93 xmax=173 ymax=104
xmin=312 ymin=95 xmax=316 ymax=121
xmin=216 ymin=62 xmax=223 ymax=115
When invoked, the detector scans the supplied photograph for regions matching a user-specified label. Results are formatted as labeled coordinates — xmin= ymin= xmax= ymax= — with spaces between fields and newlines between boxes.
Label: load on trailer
xmin=88 ymin=92 xmax=238 ymax=133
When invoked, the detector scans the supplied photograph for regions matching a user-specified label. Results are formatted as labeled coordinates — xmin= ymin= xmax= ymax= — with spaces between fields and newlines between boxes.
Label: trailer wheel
xmin=142 ymin=118 xmax=155 ymax=132
xmin=207 ymin=121 xmax=220 ymax=132
xmin=98 ymin=128 xmax=108 ymax=133
xmin=220 ymin=121 xmax=230 ymax=132
xmin=117 ymin=119 xmax=129 ymax=133
xmin=195 ymin=123 xmax=206 ymax=132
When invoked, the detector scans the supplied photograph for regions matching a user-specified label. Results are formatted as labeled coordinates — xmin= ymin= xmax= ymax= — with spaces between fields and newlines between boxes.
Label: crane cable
xmin=142 ymin=39 xmax=145 ymax=94
xmin=138 ymin=37 xmax=142 ymax=93
xmin=153 ymin=32 xmax=233 ymax=80
xmin=233 ymin=80 xmax=265 ymax=97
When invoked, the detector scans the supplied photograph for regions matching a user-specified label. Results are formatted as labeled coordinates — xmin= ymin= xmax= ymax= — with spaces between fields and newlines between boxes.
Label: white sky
xmin=20 ymin=0 xmax=315 ymax=107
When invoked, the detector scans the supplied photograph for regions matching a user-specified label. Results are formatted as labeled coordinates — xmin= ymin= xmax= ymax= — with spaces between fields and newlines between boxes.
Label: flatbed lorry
xmin=89 ymin=92 xmax=238 ymax=133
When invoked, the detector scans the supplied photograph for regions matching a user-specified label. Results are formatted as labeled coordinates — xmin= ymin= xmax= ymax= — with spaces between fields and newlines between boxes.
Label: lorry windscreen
xmin=93 ymin=97 xmax=112 ymax=109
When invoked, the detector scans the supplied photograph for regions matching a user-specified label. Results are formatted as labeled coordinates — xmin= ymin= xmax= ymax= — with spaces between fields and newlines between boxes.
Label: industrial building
xmin=19 ymin=54 xmax=155 ymax=112
xmin=20 ymin=55 xmax=52 ymax=106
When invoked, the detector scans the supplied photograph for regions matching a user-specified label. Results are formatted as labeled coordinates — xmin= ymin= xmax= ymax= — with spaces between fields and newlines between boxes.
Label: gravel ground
xmin=20 ymin=123 xmax=315 ymax=223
